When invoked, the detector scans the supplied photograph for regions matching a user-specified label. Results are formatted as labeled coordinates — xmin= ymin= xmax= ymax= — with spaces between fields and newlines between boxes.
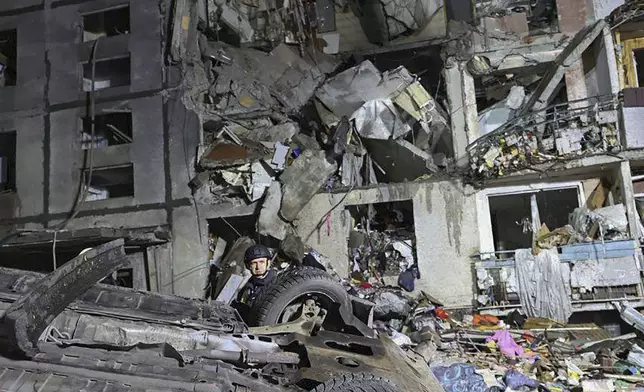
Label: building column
xmin=170 ymin=203 xmax=209 ymax=298
xmin=618 ymin=161 xmax=641 ymax=240
xmin=444 ymin=58 xmax=480 ymax=167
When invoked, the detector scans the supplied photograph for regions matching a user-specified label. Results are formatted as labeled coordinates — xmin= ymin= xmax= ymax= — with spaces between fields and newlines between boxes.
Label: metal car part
xmin=22 ymin=343 xmax=295 ymax=392
xmin=279 ymin=331 xmax=444 ymax=392
xmin=181 ymin=348 xmax=300 ymax=365
xmin=1 ymin=239 xmax=130 ymax=357
xmin=250 ymin=299 xmax=327 ymax=335
xmin=0 ymin=242 xmax=445 ymax=391
xmin=0 ymin=266 xmax=248 ymax=334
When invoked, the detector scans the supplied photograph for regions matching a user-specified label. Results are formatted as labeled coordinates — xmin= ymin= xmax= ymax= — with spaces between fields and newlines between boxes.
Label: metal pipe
xmin=184 ymin=349 xmax=300 ymax=364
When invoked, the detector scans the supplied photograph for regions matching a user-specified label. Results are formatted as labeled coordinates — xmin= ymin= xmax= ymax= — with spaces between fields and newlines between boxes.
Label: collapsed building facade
xmin=2 ymin=0 xmax=644 ymax=319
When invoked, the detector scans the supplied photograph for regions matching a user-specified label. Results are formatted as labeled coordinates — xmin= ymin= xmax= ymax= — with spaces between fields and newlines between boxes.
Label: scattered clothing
xmin=432 ymin=363 xmax=488 ymax=392
xmin=486 ymin=330 xmax=524 ymax=358
xmin=504 ymin=369 xmax=540 ymax=390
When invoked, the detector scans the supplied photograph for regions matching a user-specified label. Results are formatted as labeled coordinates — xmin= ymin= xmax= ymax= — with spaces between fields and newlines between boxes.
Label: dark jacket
xmin=236 ymin=269 xmax=276 ymax=306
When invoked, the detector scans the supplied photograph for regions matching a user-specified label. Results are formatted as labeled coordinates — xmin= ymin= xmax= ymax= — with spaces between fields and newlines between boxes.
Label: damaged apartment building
xmin=3 ymin=0 xmax=644 ymax=320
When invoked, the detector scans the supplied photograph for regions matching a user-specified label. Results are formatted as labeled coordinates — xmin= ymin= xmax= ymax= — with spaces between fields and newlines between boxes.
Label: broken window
xmin=0 ymin=131 xmax=16 ymax=192
xmin=347 ymin=201 xmax=417 ymax=283
xmin=83 ymin=164 xmax=134 ymax=201
xmin=80 ymin=112 xmax=133 ymax=149
xmin=489 ymin=187 xmax=580 ymax=252
xmin=81 ymin=55 xmax=131 ymax=92
xmin=0 ymin=29 xmax=17 ymax=87
xmin=82 ymin=6 xmax=130 ymax=42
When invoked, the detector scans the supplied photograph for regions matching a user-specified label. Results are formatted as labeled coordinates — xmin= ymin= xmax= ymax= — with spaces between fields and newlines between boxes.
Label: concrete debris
xmin=279 ymin=149 xmax=337 ymax=221
xmin=350 ymin=224 xmax=416 ymax=280
xmin=234 ymin=122 xmax=300 ymax=144
xmin=354 ymin=0 xmax=443 ymax=44
xmin=201 ymin=42 xmax=339 ymax=117
xmin=373 ymin=290 xmax=412 ymax=319
xmin=257 ymin=181 xmax=290 ymax=240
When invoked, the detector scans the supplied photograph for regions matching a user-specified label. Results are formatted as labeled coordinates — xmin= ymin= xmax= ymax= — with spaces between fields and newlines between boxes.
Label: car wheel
xmin=248 ymin=267 xmax=350 ymax=326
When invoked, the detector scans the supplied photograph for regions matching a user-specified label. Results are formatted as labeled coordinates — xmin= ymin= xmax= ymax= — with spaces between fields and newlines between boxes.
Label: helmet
xmin=244 ymin=244 xmax=271 ymax=264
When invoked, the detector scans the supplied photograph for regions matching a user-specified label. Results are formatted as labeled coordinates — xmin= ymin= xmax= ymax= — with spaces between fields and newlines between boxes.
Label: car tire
xmin=311 ymin=373 xmax=400 ymax=392
xmin=248 ymin=267 xmax=350 ymax=326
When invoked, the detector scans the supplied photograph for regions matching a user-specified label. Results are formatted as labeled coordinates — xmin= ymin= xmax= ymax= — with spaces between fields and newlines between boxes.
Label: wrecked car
xmin=0 ymin=239 xmax=444 ymax=391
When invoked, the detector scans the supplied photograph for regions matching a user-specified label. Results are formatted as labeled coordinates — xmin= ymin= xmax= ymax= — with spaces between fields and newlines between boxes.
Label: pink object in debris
xmin=486 ymin=330 xmax=524 ymax=358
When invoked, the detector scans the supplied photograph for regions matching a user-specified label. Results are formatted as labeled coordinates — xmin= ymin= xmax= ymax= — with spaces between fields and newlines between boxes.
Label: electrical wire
xmin=51 ymin=38 xmax=101 ymax=270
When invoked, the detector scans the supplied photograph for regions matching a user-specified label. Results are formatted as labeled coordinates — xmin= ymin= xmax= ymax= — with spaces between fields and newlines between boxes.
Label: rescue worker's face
xmin=248 ymin=257 xmax=269 ymax=276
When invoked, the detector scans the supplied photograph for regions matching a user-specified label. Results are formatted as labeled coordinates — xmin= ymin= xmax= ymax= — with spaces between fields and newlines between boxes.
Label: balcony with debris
xmin=467 ymin=95 xmax=621 ymax=182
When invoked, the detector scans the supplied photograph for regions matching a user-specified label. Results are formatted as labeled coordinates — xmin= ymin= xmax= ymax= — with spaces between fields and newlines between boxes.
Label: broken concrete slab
xmin=202 ymin=42 xmax=339 ymax=117
xmin=280 ymin=150 xmax=338 ymax=221
xmin=257 ymin=181 xmax=290 ymax=240
xmin=234 ymin=122 xmax=300 ymax=144
xmin=520 ymin=20 xmax=607 ymax=114
xmin=355 ymin=0 xmax=443 ymax=44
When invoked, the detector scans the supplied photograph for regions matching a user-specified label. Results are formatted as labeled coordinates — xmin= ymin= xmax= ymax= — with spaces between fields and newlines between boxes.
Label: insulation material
xmin=315 ymin=61 xmax=414 ymax=118
xmin=570 ymin=257 xmax=640 ymax=291
xmin=352 ymin=99 xmax=411 ymax=140
xmin=515 ymin=248 xmax=572 ymax=323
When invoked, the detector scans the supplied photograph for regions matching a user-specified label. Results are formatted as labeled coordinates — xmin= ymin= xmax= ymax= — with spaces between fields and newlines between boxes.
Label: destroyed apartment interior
xmin=8 ymin=0 xmax=644 ymax=391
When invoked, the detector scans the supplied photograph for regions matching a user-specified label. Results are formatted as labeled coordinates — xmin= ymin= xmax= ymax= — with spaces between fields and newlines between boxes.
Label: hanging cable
xmin=51 ymin=38 xmax=100 ymax=270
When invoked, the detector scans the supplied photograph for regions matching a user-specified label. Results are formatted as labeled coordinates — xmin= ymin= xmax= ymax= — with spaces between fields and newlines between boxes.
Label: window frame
xmin=476 ymin=181 xmax=585 ymax=258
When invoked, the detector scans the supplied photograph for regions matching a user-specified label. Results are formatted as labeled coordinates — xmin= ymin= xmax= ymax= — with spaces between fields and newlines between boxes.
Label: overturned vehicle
xmin=0 ymin=239 xmax=443 ymax=392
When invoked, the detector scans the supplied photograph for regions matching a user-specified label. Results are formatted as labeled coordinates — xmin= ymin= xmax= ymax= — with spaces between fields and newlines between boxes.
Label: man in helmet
xmin=236 ymin=244 xmax=276 ymax=307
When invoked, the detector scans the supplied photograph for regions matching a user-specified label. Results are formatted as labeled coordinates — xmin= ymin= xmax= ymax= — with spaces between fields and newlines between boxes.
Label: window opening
xmin=83 ymin=6 xmax=130 ymax=42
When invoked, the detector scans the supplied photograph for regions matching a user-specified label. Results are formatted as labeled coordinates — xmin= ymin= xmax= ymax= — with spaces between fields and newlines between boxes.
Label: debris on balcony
xmin=467 ymin=96 xmax=620 ymax=181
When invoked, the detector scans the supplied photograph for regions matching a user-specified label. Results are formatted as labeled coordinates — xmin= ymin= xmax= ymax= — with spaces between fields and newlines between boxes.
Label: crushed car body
xmin=0 ymin=240 xmax=444 ymax=391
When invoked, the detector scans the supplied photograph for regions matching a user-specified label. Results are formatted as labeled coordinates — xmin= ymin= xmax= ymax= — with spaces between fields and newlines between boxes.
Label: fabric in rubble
xmin=515 ymin=248 xmax=573 ymax=323
xmin=431 ymin=363 xmax=488 ymax=392
xmin=486 ymin=330 xmax=524 ymax=358
xmin=503 ymin=369 xmax=540 ymax=389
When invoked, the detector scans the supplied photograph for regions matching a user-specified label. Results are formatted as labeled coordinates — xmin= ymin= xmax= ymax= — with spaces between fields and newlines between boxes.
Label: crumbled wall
xmin=296 ymin=180 xmax=478 ymax=307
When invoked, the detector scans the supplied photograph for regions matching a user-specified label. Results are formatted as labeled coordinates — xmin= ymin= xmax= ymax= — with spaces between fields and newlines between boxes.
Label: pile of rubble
xmin=355 ymin=284 xmax=644 ymax=392
xmin=190 ymin=49 xmax=449 ymax=239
